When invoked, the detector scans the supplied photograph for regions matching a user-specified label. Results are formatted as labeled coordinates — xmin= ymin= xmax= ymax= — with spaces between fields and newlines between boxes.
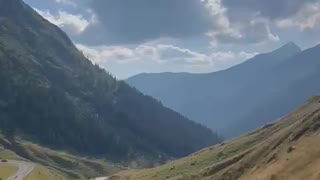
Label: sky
xmin=24 ymin=0 xmax=320 ymax=79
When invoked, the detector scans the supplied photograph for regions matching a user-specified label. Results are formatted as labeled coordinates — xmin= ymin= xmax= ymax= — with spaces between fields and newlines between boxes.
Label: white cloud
xmin=210 ymin=51 xmax=258 ymax=62
xmin=36 ymin=9 xmax=91 ymax=34
xmin=76 ymin=44 xmax=137 ymax=64
xmin=203 ymin=0 xmax=279 ymax=46
xmin=76 ymin=43 xmax=258 ymax=68
xmin=52 ymin=0 xmax=77 ymax=7
xmin=238 ymin=51 xmax=259 ymax=60
xmin=156 ymin=45 xmax=212 ymax=65
xmin=276 ymin=2 xmax=320 ymax=31
xmin=76 ymin=43 xmax=211 ymax=66
xmin=210 ymin=51 xmax=235 ymax=61
xmin=204 ymin=0 xmax=241 ymax=39
xmin=75 ymin=42 xmax=260 ymax=79
xmin=206 ymin=51 xmax=258 ymax=71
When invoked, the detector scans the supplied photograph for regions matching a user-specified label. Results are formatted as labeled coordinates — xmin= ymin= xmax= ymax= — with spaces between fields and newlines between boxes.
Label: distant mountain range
xmin=0 ymin=0 xmax=221 ymax=164
xmin=128 ymin=42 xmax=320 ymax=138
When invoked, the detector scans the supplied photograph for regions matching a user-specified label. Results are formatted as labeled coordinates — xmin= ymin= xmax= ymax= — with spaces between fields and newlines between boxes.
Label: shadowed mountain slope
xmin=0 ymin=0 xmax=221 ymax=163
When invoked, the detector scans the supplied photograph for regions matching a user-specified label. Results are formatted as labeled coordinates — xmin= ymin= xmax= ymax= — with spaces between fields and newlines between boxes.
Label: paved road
xmin=91 ymin=177 xmax=110 ymax=180
xmin=0 ymin=160 xmax=35 ymax=180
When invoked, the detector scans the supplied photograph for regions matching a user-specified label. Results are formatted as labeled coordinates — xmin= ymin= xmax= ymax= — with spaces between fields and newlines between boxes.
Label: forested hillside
xmin=0 ymin=0 xmax=221 ymax=163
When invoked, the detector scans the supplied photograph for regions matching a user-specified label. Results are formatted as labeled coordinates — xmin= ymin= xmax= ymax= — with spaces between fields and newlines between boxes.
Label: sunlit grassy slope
xmin=0 ymin=137 xmax=122 ymax=180
xmin=21 ymin=142 xmax=121 ymax=179
xmin=0 ymin=164 xmax=18 ymax=179
xmin=113 ymin=96 xmax=320 ymax=180
xmin=25 ymin=165 xmax=66 ymax=180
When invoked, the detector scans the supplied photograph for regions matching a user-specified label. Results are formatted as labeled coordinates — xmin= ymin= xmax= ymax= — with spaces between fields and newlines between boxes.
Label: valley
xmin=0 ymin=0 xmax=320 ymax=179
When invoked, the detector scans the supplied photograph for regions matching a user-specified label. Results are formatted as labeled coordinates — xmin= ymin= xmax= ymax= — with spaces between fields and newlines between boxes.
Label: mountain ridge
xmin=129 ymin=42 xmax=301 ymax=79
xmin=127 ymin=42 xmax=305 ymax=137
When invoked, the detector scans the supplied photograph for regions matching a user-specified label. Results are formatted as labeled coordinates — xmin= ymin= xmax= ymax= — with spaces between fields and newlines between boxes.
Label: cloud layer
xmin=80 ymin=0 xmax=214 ymax=44
xmin=77 ymin=43 xmax=258 ymax=67
xmin=222 ymin=0 xmax=317 ymax=19
xmin=24 ymin=0 xmax=320 ymax=78
xmin=36 ymin=9 xmax=91 ymax=34
xmin=276 ymin=2 xmax=320 ymax=31
xmin=31 ymin=0 xmax=320 ymax=46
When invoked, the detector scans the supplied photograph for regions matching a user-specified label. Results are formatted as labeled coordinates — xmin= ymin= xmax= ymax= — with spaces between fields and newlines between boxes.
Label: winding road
xmin=0 ymin=160 xmax=34 ymax=180
xmin=92 ymin=177 xmax=110 ymax=180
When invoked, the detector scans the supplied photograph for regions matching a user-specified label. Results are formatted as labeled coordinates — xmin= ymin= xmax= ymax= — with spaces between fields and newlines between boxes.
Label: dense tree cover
xmin=0 ymin=0 xmax=221 ymax=162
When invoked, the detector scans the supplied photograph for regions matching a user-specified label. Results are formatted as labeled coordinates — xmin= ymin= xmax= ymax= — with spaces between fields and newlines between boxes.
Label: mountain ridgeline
xmin=0 ymin=0 xmax=221 ymax=162
xmin=128 ymin=43 xmax=320 ymax=138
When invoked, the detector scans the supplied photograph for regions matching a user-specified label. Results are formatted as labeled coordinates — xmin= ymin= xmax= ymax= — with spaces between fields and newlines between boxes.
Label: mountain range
xmin=127 ymin=42 xmax=320 ymax=138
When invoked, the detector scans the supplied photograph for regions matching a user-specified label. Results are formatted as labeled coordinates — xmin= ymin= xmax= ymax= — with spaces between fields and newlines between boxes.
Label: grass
xmin=0 ymin=135 xmax=122 ymax=180
xmin=25 ymin=165 xmax=66 ymax=180
xmin=0 ymin=149 xmax=24 ymax=161
xmin=21 ymin=142 xmax=121 ymax=179
xmin=0 ymin=164 xmax=18 ymax=179
xmin=114 ymin=96 xmax=320 ymax=180
xmin=114 ymin=134 xmax=259 ymax=180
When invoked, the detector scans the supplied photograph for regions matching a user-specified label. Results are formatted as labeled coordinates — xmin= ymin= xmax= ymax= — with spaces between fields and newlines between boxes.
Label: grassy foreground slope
xmin=0 ymin=164 xmax=17 ymax=179
xmin=114 ymin=96 xmax=320 ymax=180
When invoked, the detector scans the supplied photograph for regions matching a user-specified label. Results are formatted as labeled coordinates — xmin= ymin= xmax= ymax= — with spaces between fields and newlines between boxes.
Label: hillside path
xmin=91 ymin=176 xmax=110 ymax=180
xmin=0 ymin=160 xmax=35 ymax=180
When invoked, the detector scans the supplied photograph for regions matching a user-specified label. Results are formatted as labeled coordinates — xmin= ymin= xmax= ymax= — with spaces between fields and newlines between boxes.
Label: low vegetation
xmin=114 ymin=96 xmax=320 ymax=180
xmin=0 ymin=135 xmax=122 ymax=179
xmin=0 ymin=164 xmax=17 ymax=179
xmin=25 ymin=165 xmax=66 ymax=180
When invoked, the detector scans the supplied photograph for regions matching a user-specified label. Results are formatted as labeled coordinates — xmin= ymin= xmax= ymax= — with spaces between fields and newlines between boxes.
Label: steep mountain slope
xmin=225 ymin=44 xmax=320 ymax=137
xmin=0 ymin=0 xmax=220 ymax=163
xmin=127 ymin=43 xmax=312 ymax=138
xmin=113 ymin=96 xmax=320 ymax=180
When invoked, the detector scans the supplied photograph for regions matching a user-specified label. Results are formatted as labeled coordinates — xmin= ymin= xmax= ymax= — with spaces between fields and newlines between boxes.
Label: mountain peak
xmin=279 ymin=42 xmax=301 ymax=53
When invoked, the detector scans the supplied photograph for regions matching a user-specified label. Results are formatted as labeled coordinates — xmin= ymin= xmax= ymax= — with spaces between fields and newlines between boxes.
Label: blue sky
xmin=24 ymin=0 xmax=320 ymax=79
